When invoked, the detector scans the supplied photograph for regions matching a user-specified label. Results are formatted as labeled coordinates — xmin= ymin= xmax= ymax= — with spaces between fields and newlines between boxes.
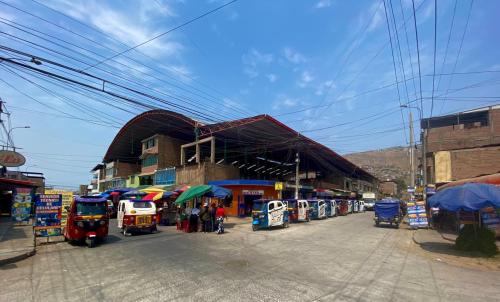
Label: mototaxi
xmin=284 ymin=199 xmax=310 ymax=222
xmin=117 ymin=199 xmax=157 ymax=235
xmin=252 ymin=199 xmax=289 ymax=231
xmin=325 ymin=199 xmax=338 ymax=217
xmin=308 ymin=199 xmax=327 ymax=219
xmin=64 ymin=196 xmax=109 ymax=248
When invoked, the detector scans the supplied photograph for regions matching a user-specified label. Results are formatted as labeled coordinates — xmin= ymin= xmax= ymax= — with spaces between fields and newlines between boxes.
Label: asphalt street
xmin=1 ymin=212 xmax=499 ymax=302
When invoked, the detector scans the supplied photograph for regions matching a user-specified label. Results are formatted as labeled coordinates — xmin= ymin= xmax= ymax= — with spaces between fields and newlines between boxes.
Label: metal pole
xmin=295 ymin=152 xmax=300 ymax=199
xmin=409 ymin=111 xmax=415 ymax=188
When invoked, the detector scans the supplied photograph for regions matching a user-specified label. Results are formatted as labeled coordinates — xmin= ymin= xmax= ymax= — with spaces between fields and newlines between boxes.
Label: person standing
xmin=189 ymin=204 xmax=200 ymax=232
xmin=200 ymin=205 xmax=211 ymax=233
xmin=210 ymin=203 xmax=217 ymax=232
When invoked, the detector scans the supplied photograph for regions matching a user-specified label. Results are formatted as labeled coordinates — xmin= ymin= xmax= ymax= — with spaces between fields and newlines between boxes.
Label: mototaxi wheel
xmin=88 ymin=238 xmax=96 ymax=248
xmin=252 ymin=224 xmax=258 ymax=231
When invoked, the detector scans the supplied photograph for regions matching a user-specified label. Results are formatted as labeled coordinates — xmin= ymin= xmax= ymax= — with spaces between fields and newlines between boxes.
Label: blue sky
xmin=0 ymin=0 xmax=499 ymax=189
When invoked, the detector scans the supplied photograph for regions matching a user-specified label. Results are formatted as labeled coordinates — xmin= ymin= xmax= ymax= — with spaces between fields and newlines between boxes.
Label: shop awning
xmin=428 ymin=183 xmax=500 ymax=211
xmin=175 ymin=185 xmax=212 ymax=205
xmin=205 ymin=185 xmax=232 ymax=199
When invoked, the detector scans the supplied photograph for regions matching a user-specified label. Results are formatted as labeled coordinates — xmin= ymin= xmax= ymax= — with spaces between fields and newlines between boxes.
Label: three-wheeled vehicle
xmin=352 ymin=200 xmax=360 ymax=213
xmin=117 ymin=199 xmax=157 ymax=235
xmin=285 ymin=199 xmax=310 ymax=222
xmin=308 ymin=199 xmax=327 ymax=219
xmin=325 ymin=200 xmax=338 ymax=217
xmin=64 ymin=196 xmax=109 ymax=248
xmin=252 ymin=199 xmax=289 ymax=231
xmin=338 ymin=200 xmax=349 ymax=216
xmin=374 ymin=200 xmax=401 ymax=228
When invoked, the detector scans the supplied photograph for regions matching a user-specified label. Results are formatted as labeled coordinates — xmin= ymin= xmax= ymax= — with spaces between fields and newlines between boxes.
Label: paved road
xmin=1 ymin=212 xmax=499 ymax=302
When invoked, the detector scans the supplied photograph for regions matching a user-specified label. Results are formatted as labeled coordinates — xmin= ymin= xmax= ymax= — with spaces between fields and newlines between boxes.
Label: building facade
xmin=421 ymin=105 xmax=500 ymax=185
xmin=91 ymin=110 xmax=379 ymax=205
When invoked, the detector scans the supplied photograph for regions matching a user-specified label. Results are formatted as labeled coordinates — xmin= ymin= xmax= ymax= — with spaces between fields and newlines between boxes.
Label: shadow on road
xmin=417 ymin=241 xmax=489 ymax=258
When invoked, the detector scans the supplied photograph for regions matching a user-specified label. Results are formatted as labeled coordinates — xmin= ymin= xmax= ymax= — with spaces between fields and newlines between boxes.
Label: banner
xmin=45 ymin=190 xmax=73 ymax=229
xmin=34 ymin=194 xmax=62 ymax=237
xmin=11 ymin=188 xmax=33 ymax=223
xmin=408 ymin=201 xmax=428 ymax=228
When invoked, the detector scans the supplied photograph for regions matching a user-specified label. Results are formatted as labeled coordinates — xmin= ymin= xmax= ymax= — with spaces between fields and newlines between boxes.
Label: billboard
xmin=34 ymin=194 xmax=62 ymax=237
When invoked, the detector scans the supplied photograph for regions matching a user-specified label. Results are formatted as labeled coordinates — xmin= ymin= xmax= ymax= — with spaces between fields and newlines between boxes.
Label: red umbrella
xmin=110 ymin=191 xmax=120 ymax=196
xmin=143 ymin=192 xmax=158 ymax=201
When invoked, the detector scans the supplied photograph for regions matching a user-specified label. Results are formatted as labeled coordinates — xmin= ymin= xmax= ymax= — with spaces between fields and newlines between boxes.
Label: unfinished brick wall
xmin=450 ymin=146 xmax=500 ymax=180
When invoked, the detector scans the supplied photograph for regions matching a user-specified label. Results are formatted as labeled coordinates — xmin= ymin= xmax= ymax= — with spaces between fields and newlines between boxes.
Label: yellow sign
xmin=274 ymin=182 xmax=283 ymax=191
xmin=45 ymin=189 xmax=73 ymax=229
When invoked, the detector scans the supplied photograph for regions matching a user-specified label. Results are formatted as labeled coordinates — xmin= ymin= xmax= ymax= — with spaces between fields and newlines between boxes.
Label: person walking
xmin=215 ymin=204 xmax=226 ymax=234
xmin=200 ymin=204 xmax=211 ymax=233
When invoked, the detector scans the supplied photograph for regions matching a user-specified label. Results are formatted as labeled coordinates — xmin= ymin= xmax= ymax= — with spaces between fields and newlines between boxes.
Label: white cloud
xmin=315 ymin=80 xmax=334 ymax=95
xmin=298 ymin=71 xmax=314 ymax=87
xmin=242 ymin=48 xmax=274 ymax=78
xmin=283 ymin=47 xmax=306 ymax=64
xmin=315 ymin=0 xmax=332 ymax=9
xmin=273 ymin=94 xmax=298 ymax=110
xmin=367 ymin=2 xmax=384 ymax=32
xmin=266 ymin=73 xmax=278 ymax=83
xmin=43 ymin=0 xmax=182 ymax=58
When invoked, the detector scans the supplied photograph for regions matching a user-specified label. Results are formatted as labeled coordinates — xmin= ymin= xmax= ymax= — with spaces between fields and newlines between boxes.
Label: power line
xmin=439 ymin=0 xmax=474 ymax=115
xmin=435 ymin=0 xmax=457 ymax=104
xmin=430 ymin=0 xmax=437 ymax=117
xmin=382 ymin=0 xmax=408 ymax=144
xmin=85 ymin=0 xmax=239 ymax=69
xmin=411 ymin=0 xmax=424 ymax=117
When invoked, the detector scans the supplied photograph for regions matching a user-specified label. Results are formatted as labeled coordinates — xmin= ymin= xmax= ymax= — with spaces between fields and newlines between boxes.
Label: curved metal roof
xmin=103 ymin=110 xmax=197 ymax=162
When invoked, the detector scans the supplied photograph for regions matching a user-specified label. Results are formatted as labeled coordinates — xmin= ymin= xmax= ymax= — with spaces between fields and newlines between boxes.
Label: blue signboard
xmin=11 ymin=188 xmax=33 ymax=223
xmin=34 ymin=194 xmax=62 ymax=237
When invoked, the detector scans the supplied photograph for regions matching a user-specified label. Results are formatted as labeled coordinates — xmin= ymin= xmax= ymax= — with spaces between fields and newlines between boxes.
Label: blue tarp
xmin=374 ymin=201 xmax=400 ymax=219
xmin=99 ymin=193 xmax=111 ymax=199
xmin=205 ymin=185 xmax=232 ymax=199
xmin=428 ymin=183 xmax=500 ymax=211
xmin=123 ymin=190 xmax=147 ymax=197
xmin=162 ymin=191 xmax=178 ymax=198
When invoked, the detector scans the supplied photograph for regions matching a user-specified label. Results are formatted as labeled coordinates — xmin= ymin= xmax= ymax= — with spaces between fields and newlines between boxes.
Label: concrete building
xmin=421 ymin=105 xmax=500 ymax=185
xmin=92 ymin=110 xmax=378 ymax=214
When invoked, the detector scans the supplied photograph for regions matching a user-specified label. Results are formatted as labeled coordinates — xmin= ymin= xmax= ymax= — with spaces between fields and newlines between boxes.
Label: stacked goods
xmin=408 ymin=200 xmax=428 ymax=228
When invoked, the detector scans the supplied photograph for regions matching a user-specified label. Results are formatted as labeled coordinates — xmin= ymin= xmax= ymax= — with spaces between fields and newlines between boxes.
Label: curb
xmin=0 ymin=248 xmax=36 ymax=266
xmin=440 ymin=232 xmax=456 ymax=242
xmin=411 ymin=229 xmax=420 ymax=245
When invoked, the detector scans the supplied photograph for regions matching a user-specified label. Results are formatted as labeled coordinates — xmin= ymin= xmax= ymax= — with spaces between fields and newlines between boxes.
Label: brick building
xmin=379 ymin=180 xmax=398 ymax=197
xmin=421 ymin=105 xmax=500 ymax=184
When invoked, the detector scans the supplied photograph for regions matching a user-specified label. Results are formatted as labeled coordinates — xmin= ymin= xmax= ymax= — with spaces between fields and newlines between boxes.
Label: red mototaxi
xmin=64 ymin=196 xmax=109 ymax=247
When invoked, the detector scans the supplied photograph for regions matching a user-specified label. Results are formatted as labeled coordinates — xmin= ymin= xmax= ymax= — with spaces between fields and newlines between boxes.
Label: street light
xmin=7 ymin=126 xmax=30 ymax=149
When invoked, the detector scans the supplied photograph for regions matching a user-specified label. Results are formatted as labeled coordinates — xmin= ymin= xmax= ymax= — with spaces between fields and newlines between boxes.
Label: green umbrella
xmin=175 ymin=185 xmax=212 ymax=205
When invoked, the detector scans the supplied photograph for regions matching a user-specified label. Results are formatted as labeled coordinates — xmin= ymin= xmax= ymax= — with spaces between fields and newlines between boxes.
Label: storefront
xmin=0 ymin=178 xmax=37 ymax=220
xmin=208 ymin=180 xmax=279 ymax=217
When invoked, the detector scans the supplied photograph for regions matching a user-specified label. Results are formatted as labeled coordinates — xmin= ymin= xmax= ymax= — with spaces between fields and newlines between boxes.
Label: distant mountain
xmin=344 ymin=146 xmax=412 ymax=184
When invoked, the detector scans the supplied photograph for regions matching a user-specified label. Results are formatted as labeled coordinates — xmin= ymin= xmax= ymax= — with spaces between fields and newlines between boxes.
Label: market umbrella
xmin=110 ymin=191 xmax=120 ymax=196
xmin=140 ymin=186 xmax=165 ymax=193
xmin=162 ymin=191 xmax=179 ymax=199
xmin=428 ymin=183 xmax=500 ymax=212
xmin=175 ymin=185 xmax=191 ymax=193
xmin=111 ymin=188 xmax=133 ymax=194
xmin=143 ymin=192 xmax=164 ymax=201
xmin=123 ymin=190 xmax=147 ymax=197
xmin=205 ymin=185 xmax=232 ymax=199
xmin=175 ymin=185 xmax=211 ymax=205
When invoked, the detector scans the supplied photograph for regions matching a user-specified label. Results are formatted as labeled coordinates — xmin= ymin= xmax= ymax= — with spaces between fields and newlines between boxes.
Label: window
xmin=121 ymin=203 xmax=125 ymax=212
xmin=106 ymin=167 xmax=114 ymax=177
xmin=132 ymin=201 xmax=153 ymax=208
xmin=142 ymin=155 xmax=158 ymax=167
xmin=143 ymin=138 xmax=156 ymax=150
xmin=269 ymin=203 xmax=275 ymax=211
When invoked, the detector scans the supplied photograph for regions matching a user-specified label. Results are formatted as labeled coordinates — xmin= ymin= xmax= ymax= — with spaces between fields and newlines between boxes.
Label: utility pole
xmin=409 ymin=111 xmax=415 ymax=188
xmin=295 ymin=152 xmax=300 ymax=199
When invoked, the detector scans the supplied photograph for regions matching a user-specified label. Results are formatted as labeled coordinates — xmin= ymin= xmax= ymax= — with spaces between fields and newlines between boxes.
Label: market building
xmin=421 ymin=105 xmax=500 ymax=186
xmin=91 ymin=110 xmax=378 ymax=215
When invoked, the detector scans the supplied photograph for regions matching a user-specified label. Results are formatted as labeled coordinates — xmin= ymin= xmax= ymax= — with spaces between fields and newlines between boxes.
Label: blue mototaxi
xmin=325 ymin=200 xmax=337 ymax=217
xmin=252 ymin=199 xmax=290 ymax=231
xmin=374 ymin=200 xmax=401 ymax=228
xmin=308 ymin=199 xmax=327 ymax=219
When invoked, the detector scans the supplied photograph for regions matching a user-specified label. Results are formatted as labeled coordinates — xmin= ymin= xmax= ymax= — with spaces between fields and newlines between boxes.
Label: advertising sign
xmin=34 ymin=194 xmax=62 ymax=237
xmin=11 ymin=188 xmax=33 ymax=223
xmin=45 ymin=190 xmax=73 ymax=229
xmin=0 ymin=150 xmax=26 ymax=167
xmin=408 ymin=201 xmax=429 ymax=228
xmin=242 ymin=190 xmax=264 ymax=196
xmin=274 ymin=182 xmax=283 ymax=191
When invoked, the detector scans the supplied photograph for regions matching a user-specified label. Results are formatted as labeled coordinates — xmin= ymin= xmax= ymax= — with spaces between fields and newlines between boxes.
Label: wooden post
xmin=210 ymin=137 xmax=215 ymax=164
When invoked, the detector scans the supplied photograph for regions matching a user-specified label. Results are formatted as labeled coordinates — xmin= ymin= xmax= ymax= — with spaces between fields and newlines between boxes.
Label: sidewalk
xmin=0 ymin=217 xmax=35 ymax=265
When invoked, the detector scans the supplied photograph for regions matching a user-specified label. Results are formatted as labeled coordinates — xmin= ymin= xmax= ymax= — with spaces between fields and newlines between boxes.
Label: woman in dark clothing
xmin=200 ymin=205 xmax=211 ymax=232
xmin=210 ymin=203 xmax=217 ymax=232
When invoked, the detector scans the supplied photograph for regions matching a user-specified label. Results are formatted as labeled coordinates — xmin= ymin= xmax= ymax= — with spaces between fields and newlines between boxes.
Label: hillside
xmin=344 ymin=146 xmax=412 ymax=184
